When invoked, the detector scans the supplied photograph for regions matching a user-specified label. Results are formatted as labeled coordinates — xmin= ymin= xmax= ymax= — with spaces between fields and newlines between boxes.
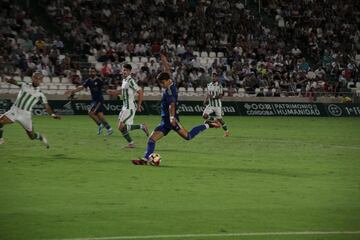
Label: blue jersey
xmin=153 ymin=82 xmax=181 ymax=136
xmin=161 ymin=82 xmax=178 ymax=119
xmin=83 ymin=78 xmax=104 ymax=102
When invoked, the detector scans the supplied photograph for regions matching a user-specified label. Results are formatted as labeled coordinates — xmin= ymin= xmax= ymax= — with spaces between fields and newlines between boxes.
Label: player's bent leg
xmin=25 ymin=130 xmax=49 ymax=148
xmin=97 ymin=113 xmax=113 ymax=135
xmin=217 ymin=118 xmax=230 ymax=136
xmin=119 ymin=122 xmax=135 ymax=147
xmin=140 ymin=123 xmax=149 ymax=136
xmin=177 ymin=124 xmax=209 ymax=140
xmin=89 ymin=111 xmax=103 ymax=135
xmin=0 ymin=115 xmax=14 ymax=144
xmin=0 ymin=115 xmax=14 ymax=124
xmin=132 ymin=131 xmax=164 ymax=165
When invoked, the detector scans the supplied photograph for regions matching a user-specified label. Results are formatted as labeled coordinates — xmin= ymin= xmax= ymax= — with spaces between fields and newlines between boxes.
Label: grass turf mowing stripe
xmin=50 ymin=230 xmax=360 ymax=240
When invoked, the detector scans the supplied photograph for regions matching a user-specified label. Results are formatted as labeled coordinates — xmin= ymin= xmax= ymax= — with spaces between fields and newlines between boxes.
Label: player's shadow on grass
xmin=157 ymin=148 xmax=233 ymax=156
xmin=51 ymin=154 xmax=79 ymax=160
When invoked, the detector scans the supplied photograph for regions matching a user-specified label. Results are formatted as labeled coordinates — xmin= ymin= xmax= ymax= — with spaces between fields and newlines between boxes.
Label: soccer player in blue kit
xmin=132 ymin=54 xmax=220 ymax=165
xmin=66 ymin=67 xmax=113 ymax=135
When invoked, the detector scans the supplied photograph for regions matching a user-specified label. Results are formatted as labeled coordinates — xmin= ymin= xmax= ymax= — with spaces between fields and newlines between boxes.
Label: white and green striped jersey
xmin=13 ymin=82 xmax=47 ymax=112
xmin=207 ymin=82 xmax=223 ymax=107
xmin=121 ymin=75 xmax=140 ymax=110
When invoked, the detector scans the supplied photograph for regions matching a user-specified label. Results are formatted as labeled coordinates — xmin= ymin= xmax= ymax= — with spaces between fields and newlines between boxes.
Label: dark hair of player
xmin=157 ymin=72 xmax=170 ymax=82
xmin=123 ymin=63 xmax=132 ymax=70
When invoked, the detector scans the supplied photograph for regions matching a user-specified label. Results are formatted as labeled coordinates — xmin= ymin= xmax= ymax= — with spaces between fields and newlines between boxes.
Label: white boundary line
xmin=51 ymin=230 xmax=360 ymax=240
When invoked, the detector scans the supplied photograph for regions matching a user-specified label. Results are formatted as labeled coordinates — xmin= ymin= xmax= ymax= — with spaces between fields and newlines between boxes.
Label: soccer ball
xmin=149 ymin=153 xmax=161 ymax=166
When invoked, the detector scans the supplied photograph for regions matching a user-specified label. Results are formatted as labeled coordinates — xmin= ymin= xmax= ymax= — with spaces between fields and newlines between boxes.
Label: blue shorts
xmin=154 ymin=117 xmax=182 ymax=136
xmin=89 ymin=101 xmax=105 ymax=114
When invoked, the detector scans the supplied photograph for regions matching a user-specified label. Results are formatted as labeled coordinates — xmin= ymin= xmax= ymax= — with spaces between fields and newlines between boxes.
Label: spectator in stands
xmin=137 ymin=68 xmax=149 ymax=87
xmin=256 ymin=87 xmax=265 ymax=97
xmin=1 ymin=0 xmax=359 ymax=100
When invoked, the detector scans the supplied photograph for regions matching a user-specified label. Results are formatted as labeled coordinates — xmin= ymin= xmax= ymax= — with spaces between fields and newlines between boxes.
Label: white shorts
xmin=118 ymin=108 xmax=135 ymax=125
xmin=2 ymin=106 xmax=32 ymax=131
xmin=203 ymin=105 xmax=223 ymax=119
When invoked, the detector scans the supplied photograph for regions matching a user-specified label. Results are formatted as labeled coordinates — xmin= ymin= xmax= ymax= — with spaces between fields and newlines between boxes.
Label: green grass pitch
xmin=0 ymin=115 xmax=359 ymax=240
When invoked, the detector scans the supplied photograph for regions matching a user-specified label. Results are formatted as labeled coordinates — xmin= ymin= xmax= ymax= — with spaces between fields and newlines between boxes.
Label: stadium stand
xmin=0 ymin=0 xmax=359 ymax=101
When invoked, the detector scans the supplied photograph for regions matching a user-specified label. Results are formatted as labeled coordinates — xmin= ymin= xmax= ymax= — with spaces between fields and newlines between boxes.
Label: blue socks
xmin=187 ymin=124 xmax=207 ymax=140
xmin=144 ymin=138 xmax=156 ymax=160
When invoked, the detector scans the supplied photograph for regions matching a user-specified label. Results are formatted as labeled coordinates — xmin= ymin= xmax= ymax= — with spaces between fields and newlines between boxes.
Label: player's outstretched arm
xmin=3 ymin=75 xmax=21 ymax=87
xmin=106 ymin=89 xmax=121 ymax=96
xmin=136 ymin=89 xmax=143 ymax=112
xmin=160 ymin=53 xmax=171 ymax=74
xmin=44 ymin=103 xmax=61 ymax=119
xmin=203 ymin=94 xmax=209 ymax=106
xmin=65 ymin=86 xmax=84 ymax=96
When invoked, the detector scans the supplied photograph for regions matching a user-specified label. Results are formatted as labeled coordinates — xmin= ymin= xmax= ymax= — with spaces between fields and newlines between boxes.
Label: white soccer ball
xmin=149 ymin=153 xmax=161 ymax=166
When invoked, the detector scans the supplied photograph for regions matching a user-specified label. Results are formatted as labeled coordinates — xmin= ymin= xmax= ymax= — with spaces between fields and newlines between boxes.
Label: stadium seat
xmin=209 ymin=51 xmax=216 ymax=58
xmin=95 ymin=62 xmax=102 ymax=71
xmin=347 ymin=82 xmax=355 ymax=88
xmin=13 ymin=76 xmax=21 ymax=82
xmin=0 ymin=81 xmax=8 ymax=88
xmin=200 ymin=51 xmax=208 ymax=58
xmin=193 ymin=51 xmax=200 ymax=57
xmin=178 ymin=87 xmax=186 ymax=96
xmin=59 ymin=55 xmax=65 ymax=61
xmin=0 ymin=82 xmax=10 ymax=93
xmin=143 ymin=86 xmax=152 ymax=93
xmin=9 ymin=89 xmax=18 ymax=94
xmin=44 ymin=89 xmax=57 ymax=94
xmin=56 ymin=90 xmax=66 ymax=95
xmin=217 ymin=52 xmax=224 ymax=58
xmin=49 ymin=84 xmax=58 ymax=90
xmin=187 ymin=87 xmax=199 ymax=96
xmin=140 ymin=57 xmax=148 ymax=63
xmin=23 ymin=76 xmax=31 ymax=82
xmin=87 ymin=55 xmax=96 ymax=64
xmin=0 ymin=88 xmax=8 ymax=94
xmin=199 ymin=57 xmax=208 ymax=66
xmin=79 ymin=90 xmax=90 ymax=96
xmin=43 ymin=77 xmax=51 ymax=83
xmin=58 ymin=84 xmax=68 ymax=90
xmin=132 ymin=56 xmax=140 ymax=63
xmin=149 ymin=57 xmax=157 ymax=62
xmin=207 ymin=58 xmax=215 ymax=65
xmin=52 ymin=77 xmax=60 ymax=83
xmin=61 ymin=78 xmax=70 ymax=84
xmin=125 ymin=56 xmax=131 ymax=63
xmin=67 ymin=85 xmax=76 ymax=90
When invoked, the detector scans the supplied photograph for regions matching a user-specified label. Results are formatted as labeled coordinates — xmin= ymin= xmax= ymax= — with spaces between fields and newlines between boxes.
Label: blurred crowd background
xmin=0 ymin=0 xmax=359 ymax=100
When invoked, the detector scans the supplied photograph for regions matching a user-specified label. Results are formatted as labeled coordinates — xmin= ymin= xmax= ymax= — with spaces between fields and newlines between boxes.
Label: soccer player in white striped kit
xmin=0 ymin=72 xmax=61 ymax=147
xmin=202 ymin=72 xmax=230 ymax=137
xmin=107 ymin=64 xmax=149 ymax=148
